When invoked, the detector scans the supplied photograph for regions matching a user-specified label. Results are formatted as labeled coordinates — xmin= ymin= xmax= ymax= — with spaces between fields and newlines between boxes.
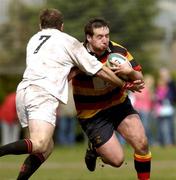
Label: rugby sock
xmin=134 ymin=152 xmax=152 ymax=180
xmin=17 ymin=153 xmax=45 ymax=180
xmin=0 ymin=139 xmax=32 ymax=156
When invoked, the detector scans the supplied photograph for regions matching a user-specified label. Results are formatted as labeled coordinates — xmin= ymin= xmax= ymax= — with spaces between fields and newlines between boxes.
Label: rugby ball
xmin=106 ymin=53 xmax=131 ymax=81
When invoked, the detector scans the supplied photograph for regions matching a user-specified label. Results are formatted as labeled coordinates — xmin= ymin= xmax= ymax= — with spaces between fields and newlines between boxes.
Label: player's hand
xmin=110 ymin=61 xmax=133 ymax=76
xmin=123 ymin=80 xmax=145 ymax=92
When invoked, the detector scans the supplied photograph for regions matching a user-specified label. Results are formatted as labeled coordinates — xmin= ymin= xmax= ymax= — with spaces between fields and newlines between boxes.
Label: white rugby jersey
xmin=17 ymin=29 xmax=103 ymax=104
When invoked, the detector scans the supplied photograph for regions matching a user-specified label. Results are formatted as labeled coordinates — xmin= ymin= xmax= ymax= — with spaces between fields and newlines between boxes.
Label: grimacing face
xmin=87 ymin=26 xmax=110 ymax=55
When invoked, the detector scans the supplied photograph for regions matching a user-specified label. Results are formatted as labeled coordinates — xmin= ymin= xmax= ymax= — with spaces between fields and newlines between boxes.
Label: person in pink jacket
xmin=132 ymin=74 xmax=155 ymax=145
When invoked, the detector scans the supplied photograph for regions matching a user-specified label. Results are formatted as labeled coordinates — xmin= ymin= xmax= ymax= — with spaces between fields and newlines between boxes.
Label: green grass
xmin=0 ymin=144 xmax=176 ymax=180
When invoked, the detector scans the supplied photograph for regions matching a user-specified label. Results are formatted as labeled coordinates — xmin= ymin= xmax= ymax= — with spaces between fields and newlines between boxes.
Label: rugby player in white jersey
xmin=0 ymin=8 xmax=136 ymax=179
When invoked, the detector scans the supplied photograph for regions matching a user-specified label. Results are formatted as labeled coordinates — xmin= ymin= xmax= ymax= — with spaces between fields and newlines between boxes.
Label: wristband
xmin=122 ymin=82 xmax=133 ymax=90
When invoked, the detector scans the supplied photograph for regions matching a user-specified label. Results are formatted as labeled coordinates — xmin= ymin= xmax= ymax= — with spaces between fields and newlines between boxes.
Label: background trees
xmin=47 ymin=0 xmax=159 ymax=73
xmin=0 ymin=0 xmax=160 ymax=101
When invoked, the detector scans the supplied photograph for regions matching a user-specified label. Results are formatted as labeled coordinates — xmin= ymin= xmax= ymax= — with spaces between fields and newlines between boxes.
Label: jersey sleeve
xmin=127 ymin=52 xmax=142 ymax=72
xmin=66 ymin=38 xmax=103 ymax=75
xmin=122 ymin=47 xmax=142 ymax=72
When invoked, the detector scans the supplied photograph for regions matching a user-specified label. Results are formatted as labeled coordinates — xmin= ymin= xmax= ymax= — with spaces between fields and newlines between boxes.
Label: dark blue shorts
xmin=79 ymin=97 xmax=138 ymax=148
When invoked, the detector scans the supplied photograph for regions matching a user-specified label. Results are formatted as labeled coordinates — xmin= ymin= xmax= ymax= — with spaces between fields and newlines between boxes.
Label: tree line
xmin=0 ymin=0 xmax=160 ymax=101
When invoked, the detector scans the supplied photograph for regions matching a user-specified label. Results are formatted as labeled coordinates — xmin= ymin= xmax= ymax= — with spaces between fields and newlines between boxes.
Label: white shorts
xmin=16 ymin=85 xmax=59 ymax=128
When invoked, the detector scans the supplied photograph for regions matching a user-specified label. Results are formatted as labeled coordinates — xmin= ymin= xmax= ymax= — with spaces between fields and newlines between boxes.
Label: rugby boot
xmin=85 ymin=141 xmax=98 ymax=171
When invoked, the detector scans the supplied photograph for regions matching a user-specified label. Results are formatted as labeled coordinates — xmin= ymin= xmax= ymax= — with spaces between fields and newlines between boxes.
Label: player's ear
xmin=87 ymin=34 xmax=92 ymax=42
xmin=61 ymin=23 xmax=64 ymax=31
xmin=39 ymin=23 xmax=42 ymax=30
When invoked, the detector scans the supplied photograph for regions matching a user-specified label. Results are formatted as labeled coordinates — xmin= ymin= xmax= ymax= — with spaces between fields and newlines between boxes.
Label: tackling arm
xmin=96 ymin=65 xmax=125 ymax=88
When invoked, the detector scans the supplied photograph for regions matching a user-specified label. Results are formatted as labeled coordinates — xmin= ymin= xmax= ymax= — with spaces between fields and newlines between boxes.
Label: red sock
xmin=134 ymin=152 xmax=152 ymax=180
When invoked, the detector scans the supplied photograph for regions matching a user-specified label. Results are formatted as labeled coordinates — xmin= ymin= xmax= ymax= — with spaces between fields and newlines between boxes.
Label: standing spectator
xmin=0 ymin=92 xmax=20 ymax=145
xmin=154 ymin=68 xmax=175 ymax=146
xmin=56 ymin=82 xmax=77 ymax=146
xmin=132 ymin=74 xmax=155 ymax=145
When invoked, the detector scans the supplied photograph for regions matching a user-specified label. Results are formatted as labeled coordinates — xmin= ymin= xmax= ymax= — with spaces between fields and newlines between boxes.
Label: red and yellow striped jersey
xmin=72 ymin=41 xmax=142 ymax=119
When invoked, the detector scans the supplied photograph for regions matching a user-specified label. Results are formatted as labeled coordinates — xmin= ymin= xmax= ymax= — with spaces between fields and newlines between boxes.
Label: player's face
xmin=87 ymin=27 xmax=109 ymax=55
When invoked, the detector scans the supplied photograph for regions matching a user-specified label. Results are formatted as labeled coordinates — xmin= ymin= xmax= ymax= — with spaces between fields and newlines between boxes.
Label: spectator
xmin=132 ymin=74 xmax=155 ymax=145
xmin=154 ymin=68 xmax=175 ymax=146
xmin=0 ymin=92 xmax=20 ymax=145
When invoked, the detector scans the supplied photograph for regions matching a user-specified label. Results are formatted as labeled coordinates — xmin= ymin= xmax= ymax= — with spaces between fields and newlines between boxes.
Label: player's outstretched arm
xmin=96 ymin=65 xmax=125 ymax=88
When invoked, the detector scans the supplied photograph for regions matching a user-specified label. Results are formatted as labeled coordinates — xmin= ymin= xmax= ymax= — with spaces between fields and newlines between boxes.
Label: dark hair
xmin=40 ymin=8 xmax=64 ymax=29
xmin=84 ymin=18 xmax=110 ymax=37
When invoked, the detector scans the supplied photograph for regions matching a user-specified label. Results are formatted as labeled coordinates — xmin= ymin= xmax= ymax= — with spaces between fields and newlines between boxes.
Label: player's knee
xmin=32 ymin=139 xmax=50 ymax=153
xmin=37 ymin=140 xmax=48 ymax=153
xmin=111 ymin=156 xmax=124 ymax=167
xmin=106 ymin=155 xmax=124 ymax=168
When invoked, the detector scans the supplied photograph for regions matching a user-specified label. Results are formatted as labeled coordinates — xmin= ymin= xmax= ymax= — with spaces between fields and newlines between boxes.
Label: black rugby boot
xmin=85 ymin=141 xmax=98 ymax=171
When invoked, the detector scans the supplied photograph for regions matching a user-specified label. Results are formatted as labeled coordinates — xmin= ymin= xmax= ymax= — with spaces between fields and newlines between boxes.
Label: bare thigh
xmin=117 ymin=114 xmax=149 ymax=155
xmin=96 ymin=132 xmax=124 ymax=167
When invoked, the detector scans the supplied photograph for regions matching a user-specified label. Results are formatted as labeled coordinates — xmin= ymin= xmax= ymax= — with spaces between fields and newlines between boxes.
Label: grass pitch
xmin=0 ymin=143 xmax=176 ymax=180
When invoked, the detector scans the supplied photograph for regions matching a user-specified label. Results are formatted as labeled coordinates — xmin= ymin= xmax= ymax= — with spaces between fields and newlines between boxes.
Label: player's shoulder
xmin=109 ymin=41 xmax=134 ymax=61
xmin=110 ymin=41 xmax=126 ymax=49
xmin=62 ymin=31 xmax=80 ymax=44
xmin=109 ymin=41 xmax=127 ymax=55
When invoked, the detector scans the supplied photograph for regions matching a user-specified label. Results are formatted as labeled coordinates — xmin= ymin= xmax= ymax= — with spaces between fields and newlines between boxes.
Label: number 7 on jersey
xmin=34 ymin=35 xmax=51 ymax=54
